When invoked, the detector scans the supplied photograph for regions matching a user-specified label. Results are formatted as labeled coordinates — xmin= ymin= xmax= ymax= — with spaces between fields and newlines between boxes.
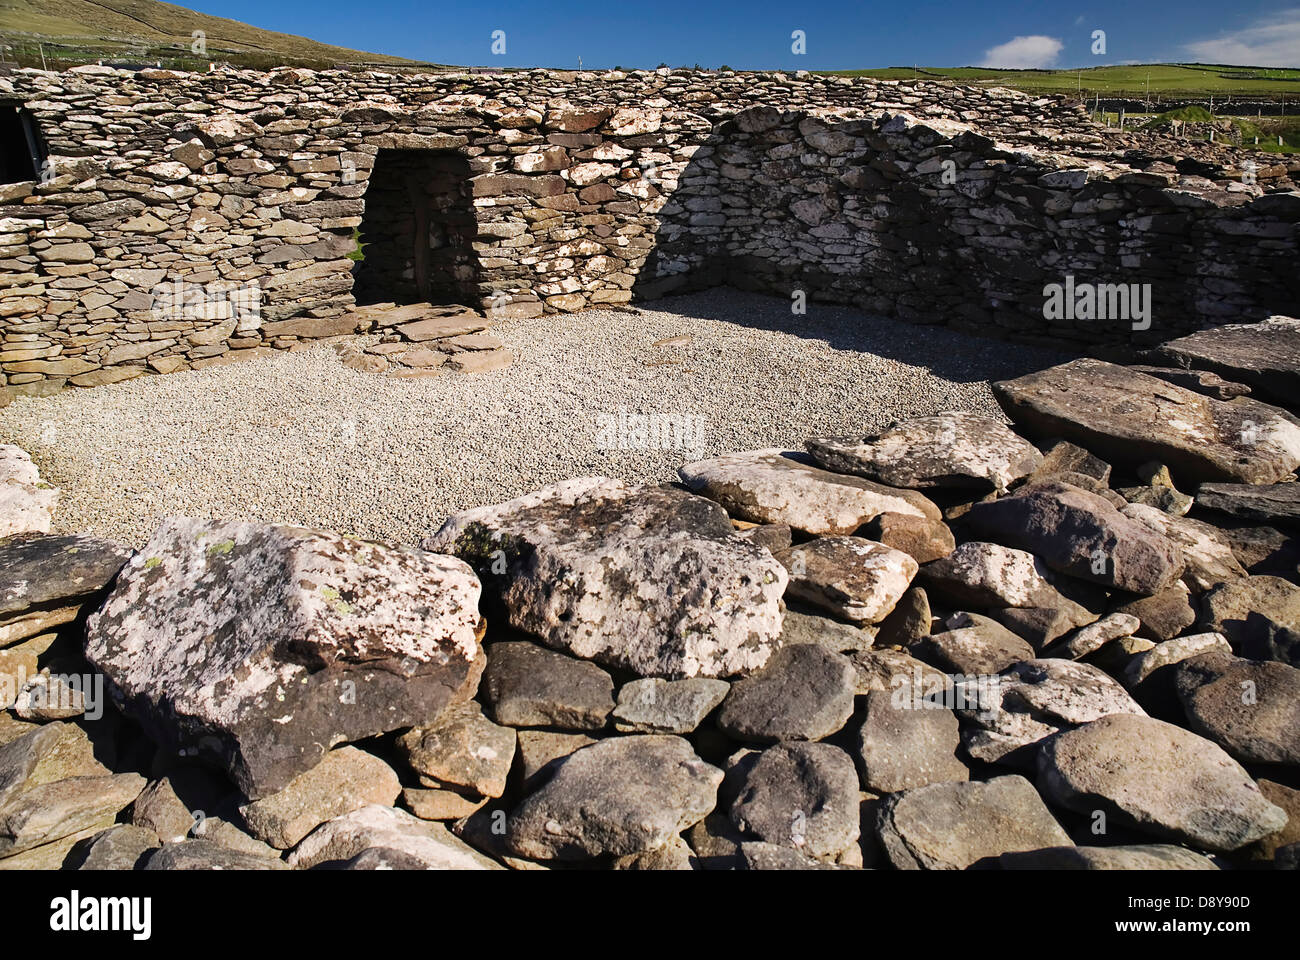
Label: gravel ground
xmin=0 ymin=289 xmax=1074 ymax=547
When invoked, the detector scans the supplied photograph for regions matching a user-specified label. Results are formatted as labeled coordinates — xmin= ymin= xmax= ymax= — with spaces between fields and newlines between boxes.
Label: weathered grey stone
xmin=506 ymin=736 xmax=721 ymax=860
xmin=920 ymin=541 xmax=1097 ymax=626
xmin=1042 ymin=612 xmax=1141 ymax=660
xmin=612 ymin=678 xmax=730 ymax=734
xmin=0 ymin=722 xmax=112 ymax=811
xmin=481 ymin=640 xmax=614 ymax=731
xmin=288 ymin=804 xmax=502 ymax=869
xmin=1121 ymin=503 xmax=1247 ymax=592
xmin=1200 ymin=576 xmax=1300 ymax=659
xmin=966 ymin=481 xmax=1185 ymax=595
xmin=994 ymin=359 xmax=1300 ymax=484
xmin=806 ymin=412 xmax=1042 ymax=492
xmin=1174 ymin=651 xmax=1300 ymax=765
xmin=911 ymin=612 xmax=1035 ymax=675
xmin=779 ymin=608 xmax=876 ymax=653
xmin=1196 ymin=483 xmax=1300 ymax=525
xmin=1037 ymin=713 xmax=1288 ymax=851
xmin=855 ymin=690 xmax=968 ymax=793
xmin=998 ymin=844 xmax=1219 ymax=870
xmin=877 ymin=775 xmax=1072 ymax=870
xmin=873 ymin=586 xmax=931 ymax=647
xmin=426 ymin=479 xmax=787 ymax=678
xmin=0 ymin=773 xmax=144 ymax=858
xmin=1155 ymin=316 xmax=1300 ymax=407
xmin=397 ymin=699 xmax=516 ymax=797
xmin=1111 ymin=581 xmax=1198 ymax=641
xmin=715 ymin=644 xmax=857 ymax=743
xmin=776 ymin=536 xmax=917 ymax=623
xmin=1124 ymin=633 xmax=1234 ymax=688
xmin=729 ymin=742 xmax=860 ymax=860
xmin=960 ymin=658 xmax=1145 ymax=767
xmin=72 ymin=824 xmax=161 ymax=870
xmin=238 ymin=746 xmax=402 ymax=849
xmin=85 ymin=517 xmax=485 ymax=799
xmin=143 ymin=839 xmax=287 ymax=870
xmin=678 ymin=449 xmax=940 ymax=536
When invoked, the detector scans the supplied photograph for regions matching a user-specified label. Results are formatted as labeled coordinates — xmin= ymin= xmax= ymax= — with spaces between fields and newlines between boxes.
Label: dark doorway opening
xmin=0 ymin=105 xmax=46 ymax=184
xmin=352 ymin=149 xmax=480 ymax=307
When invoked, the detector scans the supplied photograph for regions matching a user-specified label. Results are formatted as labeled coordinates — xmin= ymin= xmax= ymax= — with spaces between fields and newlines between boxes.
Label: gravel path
xmin=0 ymin=289 xmax=1073 ymax=547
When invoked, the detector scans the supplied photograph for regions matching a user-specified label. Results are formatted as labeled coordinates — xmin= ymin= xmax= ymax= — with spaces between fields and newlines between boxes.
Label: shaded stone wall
xmin=0 ymin=63 xmax=1296 ymax=401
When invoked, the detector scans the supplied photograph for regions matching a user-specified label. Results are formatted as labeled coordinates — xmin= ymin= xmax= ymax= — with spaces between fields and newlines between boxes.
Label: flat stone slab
xmin=85 ymin=517 xmax=485 ymax=799
xmin=678 ymin=449 xmax=941 ymax=536
xmin=806 ymin=411 xmax=1042 ymax=492
xmin=999 ymin=844 xmax=1219 ymax=870
xmin=911 ymin=612 xmax=1035 ymax=675
xmin=0 ymin=533 xmax=131 ymax=622
xmin=612 ymin=678 xmax=730 ymax=734
xmin=506 ymin=735 xmax=722 ymax=861
xmin=1154 ymin=316 xmax=1300 ymax=407
xmin=1036 ymin=713 xmax=1288 ymax=851
xmin=0 ymin=773 xmax=144 ymax=858
xmin=993 ymin=359 xmax=1300 ymax=484
xmin=919 ymin=541 xmax=1096 ymax=627
xmin=877 ymin=775 xmax=1072 ymax=870
xmin=426 ymin=478 xmax=787 ymax=678
xmin=1196 ymin=482 xmax=1300 ymax=526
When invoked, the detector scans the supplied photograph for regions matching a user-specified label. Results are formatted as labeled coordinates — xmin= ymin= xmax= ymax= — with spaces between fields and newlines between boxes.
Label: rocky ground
xmin=0 ymin=289 xmax=1069 ymax=547
xmin=0 ymin=313 xmax=1298 ymax=872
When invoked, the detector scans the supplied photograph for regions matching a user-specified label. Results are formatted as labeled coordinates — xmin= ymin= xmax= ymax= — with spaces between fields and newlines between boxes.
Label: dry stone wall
xmin=0 ymin=64 xmax=1297 ymax=401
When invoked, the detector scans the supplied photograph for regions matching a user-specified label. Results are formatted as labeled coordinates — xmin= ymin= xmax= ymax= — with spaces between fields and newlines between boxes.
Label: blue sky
xmin=185 ymin=1 xmax=1300 ymax=70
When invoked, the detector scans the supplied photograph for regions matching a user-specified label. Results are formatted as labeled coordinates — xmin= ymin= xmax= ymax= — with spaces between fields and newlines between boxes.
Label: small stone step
xmin=447 ymin=348 xmax=512 ymax=373
xmin=439 ymin=333 xmax=505 ymax=353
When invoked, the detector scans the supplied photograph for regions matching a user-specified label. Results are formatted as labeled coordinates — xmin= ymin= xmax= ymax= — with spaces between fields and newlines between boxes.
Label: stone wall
xmin=0 ymin=64 xmax=1297 ymax=401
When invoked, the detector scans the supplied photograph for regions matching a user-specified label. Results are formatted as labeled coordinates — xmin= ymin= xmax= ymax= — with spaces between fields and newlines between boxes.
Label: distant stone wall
xmin=0 ymin=63 xmax=1297 ymax=401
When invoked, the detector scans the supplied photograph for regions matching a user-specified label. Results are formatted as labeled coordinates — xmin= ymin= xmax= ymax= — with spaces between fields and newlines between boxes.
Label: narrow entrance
xmin=352 ymin=149 xmax=480 ymax=307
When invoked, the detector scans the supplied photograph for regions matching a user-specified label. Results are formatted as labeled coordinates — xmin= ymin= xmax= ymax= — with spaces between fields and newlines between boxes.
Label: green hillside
xmin=826 ymin=63 xmax=1300 ymax=100
xmin=0 ymin=0 xmax=437 ymax=70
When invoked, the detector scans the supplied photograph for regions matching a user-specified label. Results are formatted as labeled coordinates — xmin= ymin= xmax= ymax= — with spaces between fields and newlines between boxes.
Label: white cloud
xmin=980 ymin=35 xmax=1064 ymax=69
xmin=1185 ymin=8 xmax=1300 ymax=67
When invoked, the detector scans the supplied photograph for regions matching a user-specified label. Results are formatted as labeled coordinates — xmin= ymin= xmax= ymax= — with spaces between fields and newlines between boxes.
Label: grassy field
xmin=0 ymin=0 xmax=437 ymax=70
xmin=826 ymin=63 xmax=1300 ymax=100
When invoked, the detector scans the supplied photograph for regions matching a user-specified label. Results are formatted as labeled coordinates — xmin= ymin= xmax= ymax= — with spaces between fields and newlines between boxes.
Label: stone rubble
xmin=2 ymin=332 xmax=1300 ymax=872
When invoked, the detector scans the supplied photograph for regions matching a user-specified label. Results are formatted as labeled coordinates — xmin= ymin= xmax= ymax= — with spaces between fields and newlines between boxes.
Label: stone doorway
xmin=352 ymin=149 xmax=480 ymax=308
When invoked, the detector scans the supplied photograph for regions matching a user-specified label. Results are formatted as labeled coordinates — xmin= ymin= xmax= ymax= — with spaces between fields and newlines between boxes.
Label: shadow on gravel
xmin=631 ymin=287 xmax=1079 ymax=385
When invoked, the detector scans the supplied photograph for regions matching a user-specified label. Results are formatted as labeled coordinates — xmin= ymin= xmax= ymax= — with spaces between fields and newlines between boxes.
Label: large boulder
xmin=506 ymin=736 xmax=721 ymax=860
xmin=965 ymin=481 xmax=1184 ymax=595
xmin=425 ymin=479 xmax=786 ymax=678
xmin=1199 ymin=576 xmax=1300 ymax=662
xmin=677 ymin=449 xmax=941 ymax=536
xmin=1120 ymin=503 xmax=1246 ymax=592
xmin=85 ymin=518 xmax=485 ymax=799
xmin=1037 ymin=714 xmax=1288 ymax=851
xmin=993 ymin=359 xmax=1300 ymax=484
xmin=805 ymin=412 xmax=1042 ymax=492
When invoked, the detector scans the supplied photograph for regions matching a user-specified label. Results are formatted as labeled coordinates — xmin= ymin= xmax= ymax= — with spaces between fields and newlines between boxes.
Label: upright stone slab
xmin=85 ymin=518 xmax=485 ymax=799
xmin=993 ymin=359 xmax=1300 ymax=484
